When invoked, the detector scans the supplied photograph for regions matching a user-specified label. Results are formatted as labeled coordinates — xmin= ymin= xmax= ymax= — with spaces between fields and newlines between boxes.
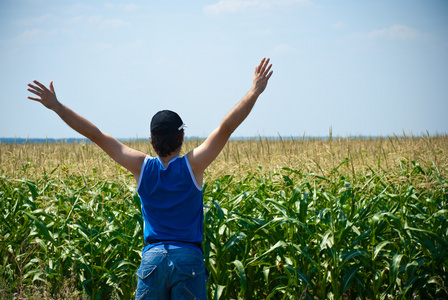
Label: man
xmin=27 ymin=58 xmax=273 ymax=299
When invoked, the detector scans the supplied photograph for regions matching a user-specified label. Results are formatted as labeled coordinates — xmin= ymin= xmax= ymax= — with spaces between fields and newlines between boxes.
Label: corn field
xmin=1 ymin=135 xmax=447 ymax=299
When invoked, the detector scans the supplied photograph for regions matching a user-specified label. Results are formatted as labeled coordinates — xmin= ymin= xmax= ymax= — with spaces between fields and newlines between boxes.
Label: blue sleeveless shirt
xmin=137 ymin=155 xmax=203 ymax=254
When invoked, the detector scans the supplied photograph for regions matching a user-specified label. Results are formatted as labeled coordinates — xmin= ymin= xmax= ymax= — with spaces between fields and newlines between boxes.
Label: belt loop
xmin=164 ymin=243 xmax=169 ymax=252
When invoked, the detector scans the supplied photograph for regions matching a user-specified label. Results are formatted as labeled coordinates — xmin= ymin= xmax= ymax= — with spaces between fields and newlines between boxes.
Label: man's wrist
xmin=51 ymin=102 xmax=64 ymax=114
xmin=248 ymin=88 xmax=261 ymax=98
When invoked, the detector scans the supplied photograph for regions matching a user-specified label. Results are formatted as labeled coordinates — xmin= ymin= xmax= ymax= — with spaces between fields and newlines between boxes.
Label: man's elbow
xmin=218 ymin=123 xmax=234 ymax=140
xmin=87 ymin=128 xmax=106 ymax=144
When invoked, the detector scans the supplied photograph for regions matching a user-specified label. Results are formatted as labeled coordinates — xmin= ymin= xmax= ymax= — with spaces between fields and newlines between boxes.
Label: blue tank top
xmin=137 ymin=155 xmax=203 ymax=254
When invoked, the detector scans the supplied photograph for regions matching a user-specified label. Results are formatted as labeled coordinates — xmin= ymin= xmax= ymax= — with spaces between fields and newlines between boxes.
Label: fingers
xmin=27 ymin=80 xmax=56 ymax=100
xmin=33 ymin=80 xmax=47 ymax=91
xmin=256 ymin=58 xmax=272 ymax=77
xmin=27 ymin=83 xmax=43 ymax=93
xmin=262 ymin=63 xmax=273 ymax=78
xmin=265 ymin=70 xmax=273 ymax=81
xmin=27 ymin=89 xmax=41 ymax=97
xmin=27 ymin=80 xmax=49 ymax=96
xmin=256 ymin=58 xmax=266 ymax=74
xmin=27 ymin=80 xmax=47 ymax=102
xmin=27 ymin=85 xmax=43 ymax=98
xmin=27 ymin=96 xmax=41 ymax=102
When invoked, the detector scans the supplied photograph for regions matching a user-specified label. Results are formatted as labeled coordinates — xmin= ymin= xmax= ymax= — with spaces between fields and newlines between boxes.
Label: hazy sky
xmin=1 ymin=0 xmax=447 ymax=139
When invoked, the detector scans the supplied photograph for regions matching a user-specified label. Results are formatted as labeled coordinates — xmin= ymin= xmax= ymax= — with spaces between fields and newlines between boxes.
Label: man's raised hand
xmin=27 ymin=80 xmax=60 ymax=110
xmin=252 ymin=58 xmax=273 ymax=96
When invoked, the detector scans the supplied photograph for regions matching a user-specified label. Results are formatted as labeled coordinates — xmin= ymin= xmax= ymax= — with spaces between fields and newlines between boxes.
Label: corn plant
xmin=203 ymin=161 xmax=448 ymax=299
xmin=1 ymin=168 xmax=142 ymax=299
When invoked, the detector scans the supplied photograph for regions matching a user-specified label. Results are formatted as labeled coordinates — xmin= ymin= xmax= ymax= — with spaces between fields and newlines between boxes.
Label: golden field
xmin=2 ymin=135 xmax=447 ymax=184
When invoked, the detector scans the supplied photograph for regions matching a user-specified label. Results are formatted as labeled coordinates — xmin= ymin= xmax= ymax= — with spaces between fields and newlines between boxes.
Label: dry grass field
xmin=2 ymin=134 xmax=447 ymax=182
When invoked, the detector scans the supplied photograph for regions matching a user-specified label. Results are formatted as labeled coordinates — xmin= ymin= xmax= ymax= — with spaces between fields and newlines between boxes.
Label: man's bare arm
xmin=187 ymin=58 xmax=273 ymax=185
xmin=27 ymin=80 xmax=146 ymax=181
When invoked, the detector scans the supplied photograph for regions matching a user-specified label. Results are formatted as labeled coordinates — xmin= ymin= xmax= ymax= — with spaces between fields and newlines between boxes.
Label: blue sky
xmin=1 ymin=0 xmax=447 ymax=139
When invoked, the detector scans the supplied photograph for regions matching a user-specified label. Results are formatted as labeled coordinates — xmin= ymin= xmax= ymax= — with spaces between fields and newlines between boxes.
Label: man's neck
xmin=159 ymin=150 xmax=181 ymax=168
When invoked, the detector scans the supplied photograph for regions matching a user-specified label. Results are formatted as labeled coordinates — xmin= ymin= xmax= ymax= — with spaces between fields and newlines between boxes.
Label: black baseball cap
xmin=150 ymin=110 xmax=186 ymax=135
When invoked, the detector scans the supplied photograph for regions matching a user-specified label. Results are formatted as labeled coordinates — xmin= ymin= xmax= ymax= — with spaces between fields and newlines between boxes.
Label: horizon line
xmin=1 ymin=133 xmax=447 ymax=144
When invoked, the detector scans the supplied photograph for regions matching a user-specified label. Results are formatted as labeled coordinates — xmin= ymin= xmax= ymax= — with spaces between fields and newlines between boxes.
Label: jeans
xmin=135 ymin=245 xmax=208 ymax=300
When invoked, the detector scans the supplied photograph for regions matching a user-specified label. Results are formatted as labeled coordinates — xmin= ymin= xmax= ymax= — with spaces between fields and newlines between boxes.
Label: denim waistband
xmin=150 ymin=244 xmax=181 ymax=250
xmin=145 ymin=238 xmax=203 ymax=254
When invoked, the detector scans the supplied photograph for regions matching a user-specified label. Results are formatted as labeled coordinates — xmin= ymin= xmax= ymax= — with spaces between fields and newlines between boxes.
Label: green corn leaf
xmin=284 ymin=265 xmax=314 ymax=289
xmin=341 ymin=264 xmax=362 ymax=292
xmin=374 ymin=240 xmax=393 ymax=260
xmin=225 ymin=232 xmax=247 ymax=251
xmin=320 ymin=230 xmax=333 ymax=250
xmin=341 ymin=249 xmax=367 ymax=267
xmin=213 ymin=284 xmax=226 ymax=300
xmin=389 ymin=254 xmax=405 ymax=287
xmin=24 ymin=211 xmax=55 ymax=244
xmin=248 ymin=241 xmax=287 ymax=265
xmin=231 ymin=260 xmax=247 ymax=295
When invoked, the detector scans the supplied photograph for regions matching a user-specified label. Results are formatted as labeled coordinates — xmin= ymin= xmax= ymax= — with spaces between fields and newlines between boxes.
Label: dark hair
xmin=150 ymin=128 xmax=184 ymax=157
